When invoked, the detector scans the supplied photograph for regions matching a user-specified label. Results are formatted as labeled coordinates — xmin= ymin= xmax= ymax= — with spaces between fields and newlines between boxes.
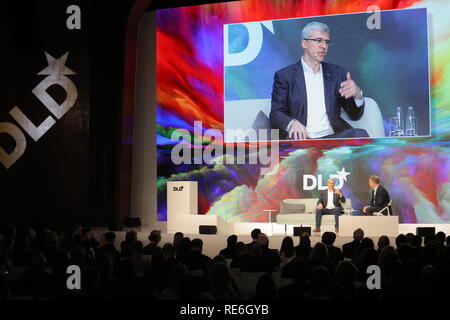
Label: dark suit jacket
xmin=177 ymin=251 xmax=211 ymax=272
xmin=327 ymin=245 xmax=344 ymax=265
xmin=342 ymin=240 xmax=361 ymax=259
xmin=317 ymin=189 xmax=345 ymax=209
xmin=143 ymin=243 xmax=162 ymax=256
xmin=368 ymin=185 xmax=391 ymax=208
xmin=260 ymin=247 xmax=282 ymax=271
xmin=219 ymin=247 xmax=236 ymax=259
xmin=270 ymin=60 xmax=365 ymax=139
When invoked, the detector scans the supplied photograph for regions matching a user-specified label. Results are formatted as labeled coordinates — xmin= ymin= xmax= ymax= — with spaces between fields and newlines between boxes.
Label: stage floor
xmin=94 ymin=223 xmax=450 ymax=258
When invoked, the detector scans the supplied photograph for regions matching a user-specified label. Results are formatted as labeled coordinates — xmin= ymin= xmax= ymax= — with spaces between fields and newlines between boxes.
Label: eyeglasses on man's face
xmin=304 ymin=38 xmax=332 ymax=46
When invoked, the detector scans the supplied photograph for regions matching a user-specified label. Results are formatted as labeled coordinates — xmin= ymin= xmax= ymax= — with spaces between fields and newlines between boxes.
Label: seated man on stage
xmin=313 ymin=179 xmax=345 ymax=233
xmin=362 ymin=175 xmax=391 ymax=216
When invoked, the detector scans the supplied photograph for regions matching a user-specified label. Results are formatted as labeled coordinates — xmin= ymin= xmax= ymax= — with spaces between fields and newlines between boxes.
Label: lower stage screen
xmin=155 ymin=0 xmax=450 ymax=223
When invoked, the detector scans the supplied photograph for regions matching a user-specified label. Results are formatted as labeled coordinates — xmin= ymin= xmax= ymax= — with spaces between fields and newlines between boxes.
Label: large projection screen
xmin=153 ymin=0 xmax=450 ymax=224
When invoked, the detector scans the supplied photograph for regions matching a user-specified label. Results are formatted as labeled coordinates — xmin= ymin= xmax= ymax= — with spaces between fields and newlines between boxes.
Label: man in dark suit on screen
xmin=313 ymin=178 xmax=345 ymax=234
xmin=362 ymin=175 xmax=391 ymax=215
xmin=270 ymin=21 xmax=369 ymax=140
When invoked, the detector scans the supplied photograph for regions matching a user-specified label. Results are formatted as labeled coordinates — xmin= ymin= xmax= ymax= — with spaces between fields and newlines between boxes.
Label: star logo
xmin=336 ymin=167 xmax=350 ymax=182
xmin=38 ymin=52 xmax=76 ymax=79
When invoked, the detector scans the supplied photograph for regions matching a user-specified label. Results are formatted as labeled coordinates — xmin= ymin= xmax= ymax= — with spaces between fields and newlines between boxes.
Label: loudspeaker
xmin=416 ymin=227 xmax=435 ymax=237
xmin=199 ymin=225 xmax=217 ymax=234
xmin=294 ymin=226 xmax=311 ymax=236
xmin=124 ymin=217 xmax=141 ymax=228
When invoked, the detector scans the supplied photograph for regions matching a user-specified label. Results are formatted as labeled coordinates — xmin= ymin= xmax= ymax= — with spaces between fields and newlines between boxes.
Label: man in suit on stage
xmin=313 ymin=178 xmax=345 ymax=234
xmin=270 ymin=21 xmax=369 ymax=140
xmin=362 ymin=175 xmax=391 ymax=215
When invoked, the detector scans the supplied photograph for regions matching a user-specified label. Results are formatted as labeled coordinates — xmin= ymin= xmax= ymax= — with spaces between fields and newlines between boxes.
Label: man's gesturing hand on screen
xmin=339 ymin=72 xmax=363 ymax=99
xmin=288 ymin=119 xmax=310 ymax=140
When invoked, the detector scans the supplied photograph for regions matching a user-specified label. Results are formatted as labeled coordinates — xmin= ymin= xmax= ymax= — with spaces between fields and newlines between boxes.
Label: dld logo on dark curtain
xmin=0 ymin=52 xmax=77 ymax=169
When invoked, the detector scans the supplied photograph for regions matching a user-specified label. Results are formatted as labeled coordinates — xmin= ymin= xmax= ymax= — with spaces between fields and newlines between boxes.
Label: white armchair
xmin=373 ymin=199 xmax=393 ymax=216
xmin=341 ymin=97 xmax=385 ymax=138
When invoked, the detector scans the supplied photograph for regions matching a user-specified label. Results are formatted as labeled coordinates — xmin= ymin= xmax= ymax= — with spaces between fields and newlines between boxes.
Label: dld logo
xmin=0 ymin=52 xmax=77 ymax=169
xmin=303 ymin=168 xmax=350 ymax=190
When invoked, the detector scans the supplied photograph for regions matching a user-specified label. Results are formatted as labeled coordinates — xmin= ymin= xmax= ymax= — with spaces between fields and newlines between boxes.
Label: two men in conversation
xmin=314 ymin=175 xmax=392 ymax=234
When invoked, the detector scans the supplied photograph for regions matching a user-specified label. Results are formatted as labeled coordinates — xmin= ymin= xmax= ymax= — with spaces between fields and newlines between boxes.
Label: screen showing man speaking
xmin=224 ymin=8 xmax=430 ymax=142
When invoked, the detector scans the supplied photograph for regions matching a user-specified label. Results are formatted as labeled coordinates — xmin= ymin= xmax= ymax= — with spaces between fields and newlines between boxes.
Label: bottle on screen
xmin=395 ymin=106 xmax=404 ymax=136
xmin=405 ymin=106 xmax=417 ymax=136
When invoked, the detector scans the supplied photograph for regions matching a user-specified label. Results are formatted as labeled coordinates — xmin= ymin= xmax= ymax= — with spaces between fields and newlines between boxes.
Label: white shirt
xmin=302 ymin=57 xmax=334 ymax=138
xmin=372 ymin=185 xmax=379 ymax=198
xmin=326 ymin=190 xmax=335 ymax=209
xmin=287 ymin=56 xmax=364 ymax=138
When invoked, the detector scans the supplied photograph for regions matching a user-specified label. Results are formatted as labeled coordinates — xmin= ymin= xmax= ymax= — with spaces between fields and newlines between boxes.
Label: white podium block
xmin=339 ymin=216 xmax=399 ymax=237
xmin=166 ymin=181 xmax=235 ymax=235
xmin=167 ymin=181 xmax=198 ymax=232
xmin=167 ymin=181 xmax=198 ymax=215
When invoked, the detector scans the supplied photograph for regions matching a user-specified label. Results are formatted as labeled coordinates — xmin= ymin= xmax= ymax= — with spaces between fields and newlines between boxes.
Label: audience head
xmin=435 ymin=231 xmax=446 ymax=244
xmin=296 ymin=234 xmax=312 ymax=259
xmin=322 ymin=232 xmax=336 ymax=246
xmin=162 ymin=243 xmax=176 ymax=260
xmin=310 ymin=242 xmax=329 ymax=265
xmin=311 ymin=266 xmax=332 ymax=298
xmin=235 ymin=242 xmax=247 ymax=256
xmin=405 ymin=233 xmax=415 ymax=244
xmin=360 ymin=238 xmax=375 ymax=251
xmin=412 ymin=235 xmax=423 ymax=248
xmin=250 ymin=228 xmax=262 ymax=241
xmin=420 ymin=264 xmax=440 ymax=294
xmin=335 ymin=261 xmax=358 ymax=296
xmin=173 ymin=232 xmax=184 ymax=246
xmin=378 ymin=246 xmax=397 ymax=266
xmin=255 ymin=274 xmax=277 ymax=300
xmin=179 ymin=237 xmax=191 ymax=254
xmin=210 ymin=255 xmax=227 ymax=266
xmin=226 ymin=235 xmax=238 ymax=248
xmin=395 ymin=234 xmax=406 ymax=248
xmin=148 ymin=230 xmax=162 ymax=244
xmin=102 ymin=231 xmax=116 ymax=245
xmin=280 ymin=236 xmax=294 ymax=257
xmin=353 ymin=228 xmax=364 ymax=241
xmin=257 ymin=233 xmax=269 ymax=247
xmin=191 ymin=238 xmax=203 ymax=252
xmin=378 ymin=235 xmax=390 ymax=251
xmin=446 ymin=236 xmax=450 ymax=247
xmin=208 ymin=262 xmax=233 ymax=298
xmin=299 ymin=234 xmax=311 ymax=247
xmin=125 ymin=230 xmax=137 ymax=242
